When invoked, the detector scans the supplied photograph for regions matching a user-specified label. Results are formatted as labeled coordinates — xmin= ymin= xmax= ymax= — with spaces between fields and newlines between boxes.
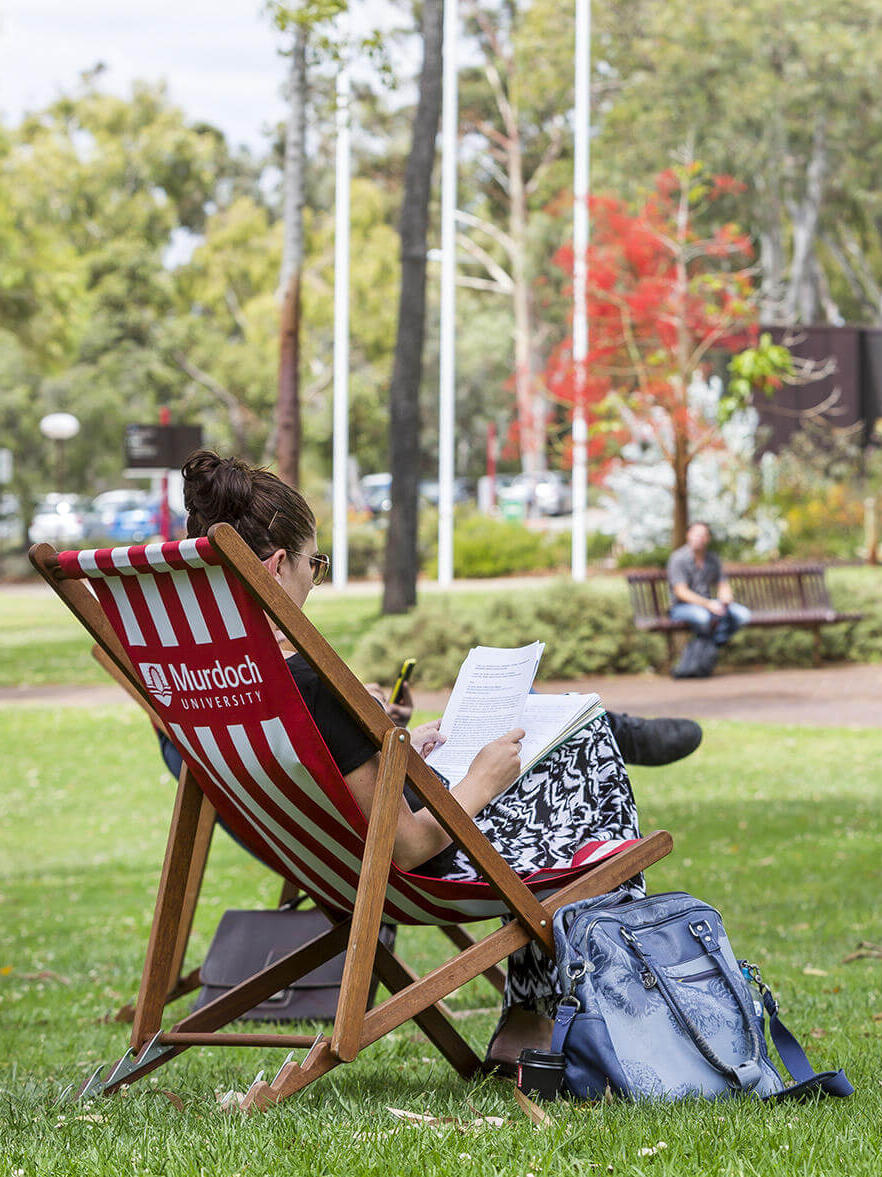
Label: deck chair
xmin=90 ymin=641 xmax=497 ymax=1023
xmin=30 ymin=524 xmax=672 ymax=1110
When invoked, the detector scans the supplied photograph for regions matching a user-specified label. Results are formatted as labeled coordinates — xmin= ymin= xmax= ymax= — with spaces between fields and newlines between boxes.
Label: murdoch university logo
xmin=137 ymin=656 xmax=263 ymax=712
xmin=140 ymin=662 xmax=172 ymax=707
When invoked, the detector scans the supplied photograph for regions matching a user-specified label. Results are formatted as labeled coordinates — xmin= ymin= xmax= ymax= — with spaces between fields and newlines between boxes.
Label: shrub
xmin=346 ymin=524 xmax=385 ymax=579
xmin=351 ymin=578 xmax=666 ymax=687
xmin=616 ymin=545 xmax=669 ymax=570
xmin=349 ymin=565 xmax=882 ymax=686
xmin=778 ymin=486 xmax=863 ymax=560
xmin=583 ymin=531 xmax=617 ymax=562
xmin=764 ymin=432 xmax=867 ymax=560
xmin=420 ymin=512 xmax=570 ymax=579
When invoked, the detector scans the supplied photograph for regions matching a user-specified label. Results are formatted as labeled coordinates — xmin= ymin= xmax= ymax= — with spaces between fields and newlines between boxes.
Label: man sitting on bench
xmin=668 ymin=522 xmax=751 ymax=674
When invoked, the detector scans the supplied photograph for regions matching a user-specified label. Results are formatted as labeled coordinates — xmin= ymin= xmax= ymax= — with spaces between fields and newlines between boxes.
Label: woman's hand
xmin=465 ymin=728 xmax=524 ymax=802
xmin=386 ymin=681 xmax=414 ymax=726
xmin=363 ymin=681 xmax=414 ymax=727
xmin=409 ymin=718 xmax=445 ymax=759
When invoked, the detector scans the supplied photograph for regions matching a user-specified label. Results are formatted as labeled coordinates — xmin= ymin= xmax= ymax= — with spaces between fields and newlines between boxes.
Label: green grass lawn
xmin=1 ymin=705 xmax=880 ymax=1175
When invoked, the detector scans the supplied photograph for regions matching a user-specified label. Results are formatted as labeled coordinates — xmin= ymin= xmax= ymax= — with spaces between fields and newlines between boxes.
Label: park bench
xmin=626 ymin=563 xmax=863 ymax=667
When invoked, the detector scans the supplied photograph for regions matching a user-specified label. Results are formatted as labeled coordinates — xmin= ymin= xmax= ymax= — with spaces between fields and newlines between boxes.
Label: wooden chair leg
xmin=167 ymin=792 xmax=216 ymax=991
xmin=438 ymin=925 xmax=506 ymax=995
xmin=130 ymin=765 xmax=207 ymax=1050
xmin=113 ymin=790 xmax=217 ymax=1023
xmin=330 ymin=728 xmax=409 ymax=1062
xmin=370 ymin=939 xmax=481 ymax=1078
xmin=102 ymin=920 xmax=355 ymax=1098
xmin=278 ymin=879 xmax=300 ymax=906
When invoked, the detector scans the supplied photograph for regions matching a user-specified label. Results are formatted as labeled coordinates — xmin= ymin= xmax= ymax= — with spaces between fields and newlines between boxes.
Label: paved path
xmin=414 ymin=664 xmax=882 ymax=728
xmin=2 ymin=663 xmax=879 ymax=727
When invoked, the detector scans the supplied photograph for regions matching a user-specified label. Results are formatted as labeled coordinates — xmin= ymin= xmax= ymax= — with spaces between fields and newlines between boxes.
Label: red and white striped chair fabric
xmin=58 ymin=538 xmax=637 ymax=925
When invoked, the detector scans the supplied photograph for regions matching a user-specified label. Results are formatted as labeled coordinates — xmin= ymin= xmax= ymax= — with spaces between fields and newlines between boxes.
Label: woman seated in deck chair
xmin=160 ymin=451 xmax=651 ymax=1075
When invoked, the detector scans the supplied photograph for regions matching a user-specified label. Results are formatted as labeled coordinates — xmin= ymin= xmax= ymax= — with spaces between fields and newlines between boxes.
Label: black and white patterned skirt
xmin=444 ymin=709 xmax=644 ymax=1014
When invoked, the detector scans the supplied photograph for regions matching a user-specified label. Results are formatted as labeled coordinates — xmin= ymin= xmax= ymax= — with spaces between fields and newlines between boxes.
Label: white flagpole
xmin=437 ymin=0 xmax=458 ymax=587
xmin=571 ymin=0 xmax=591 ymax=581
xmin=332 ymin=19 xmax=352 ymax=588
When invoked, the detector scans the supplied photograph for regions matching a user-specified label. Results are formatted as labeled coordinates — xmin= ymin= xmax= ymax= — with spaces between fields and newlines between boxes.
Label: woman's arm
xmin=344 ymin=728 xmax=525 ymax=872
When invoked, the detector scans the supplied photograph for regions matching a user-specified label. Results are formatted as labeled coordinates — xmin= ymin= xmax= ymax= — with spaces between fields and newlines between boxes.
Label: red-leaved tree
xmin=545 ymin=160 xmax=773 ymax=546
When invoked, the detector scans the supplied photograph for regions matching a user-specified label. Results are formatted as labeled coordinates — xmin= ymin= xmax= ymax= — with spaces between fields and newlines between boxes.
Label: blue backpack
xmin=551 ymin=891 xmax=853 ymax=1102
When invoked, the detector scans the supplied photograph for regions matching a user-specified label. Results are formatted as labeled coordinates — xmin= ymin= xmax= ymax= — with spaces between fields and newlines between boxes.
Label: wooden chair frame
xmin=30 ymin=526 xmax=672 ymax=1110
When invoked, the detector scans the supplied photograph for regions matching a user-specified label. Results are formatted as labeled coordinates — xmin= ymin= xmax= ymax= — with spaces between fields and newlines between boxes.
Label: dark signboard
xmin=125 ymin=424 xmax=203 ymax=469
xmin=754 ymin=325 xmax=882 ymax=454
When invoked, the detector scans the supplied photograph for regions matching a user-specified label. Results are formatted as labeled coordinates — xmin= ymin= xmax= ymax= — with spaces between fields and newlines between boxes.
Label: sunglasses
xmin=308 ymin=552 xmax=330 ymax=585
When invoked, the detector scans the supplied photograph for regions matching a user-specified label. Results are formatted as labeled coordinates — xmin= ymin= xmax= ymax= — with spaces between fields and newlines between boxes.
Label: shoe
xmin=607 ymin=713 xmax=702 ymax=767
xmin=483 ymin=1006 xmax=553 ymax=1078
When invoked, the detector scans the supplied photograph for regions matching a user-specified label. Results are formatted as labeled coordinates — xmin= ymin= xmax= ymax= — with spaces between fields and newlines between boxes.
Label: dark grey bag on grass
xmin=193 ymin=900 xmax=396 ymax=1022
xmin=672 ymin=635 xmax=718 ymax=679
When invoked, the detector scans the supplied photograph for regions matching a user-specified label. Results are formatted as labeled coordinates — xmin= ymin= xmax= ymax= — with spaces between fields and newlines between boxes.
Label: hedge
xmin=350 ymin=566 xmax=882 ymax=688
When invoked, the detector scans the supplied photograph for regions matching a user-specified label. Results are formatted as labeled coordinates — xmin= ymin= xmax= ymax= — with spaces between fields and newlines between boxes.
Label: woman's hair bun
xmin=182 ymin=450 xmax=253 ymax=533
xmin=180 ymin=449 xmax=316 ymax=557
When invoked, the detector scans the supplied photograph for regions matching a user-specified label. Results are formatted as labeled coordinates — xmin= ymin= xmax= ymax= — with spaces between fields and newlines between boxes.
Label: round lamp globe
xmin=39 ymin=413 xmax=81 ymax=441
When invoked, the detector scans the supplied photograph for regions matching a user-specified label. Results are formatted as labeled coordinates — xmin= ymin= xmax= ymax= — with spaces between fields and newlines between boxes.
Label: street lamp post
xmin=437 ymin=0 xmax=459 ymax=588
xmin=39 ymin=412 xmax=80 ymax=490
xmin=332 ymin=9 xmax=352 ymax=589
xmin=571 ymin=0 xmax=591 ymax=581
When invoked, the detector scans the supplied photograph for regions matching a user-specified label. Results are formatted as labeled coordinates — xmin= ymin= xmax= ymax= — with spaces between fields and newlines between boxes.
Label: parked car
xmin=419 ymin=478 xmax=475 ymax=506
xmin=360 ymin=472 xmax=392 ymax=516
xmin=108 ymin=497 xmax=186 ymax=543
xmin=92 ymin=489 xmax=150 ymax=536
xmin=500 ymin=472 xmax=572 ymax=516
xmin=533 ymin=472 xmax=572 ymax=516
xmin=27 ymin=494 xmax=99 ymax=546
xmin=360 ymin=473 xmax=475 ymax=515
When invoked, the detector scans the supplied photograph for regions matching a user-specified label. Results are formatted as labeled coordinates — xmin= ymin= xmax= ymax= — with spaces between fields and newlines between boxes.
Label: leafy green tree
xmin=167 ymin=196 xmax=282 ymax=460
xmin=0 ymin=80 xmax=238 ymax=526
xmin=592 ymin=0 xmax=882 ymax=325
xmin=167 ymin=177 xmax=400 ymax=482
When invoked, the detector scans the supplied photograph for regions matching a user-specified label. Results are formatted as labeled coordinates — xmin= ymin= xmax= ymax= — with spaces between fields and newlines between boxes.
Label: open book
xmin=424 ymin=642 xmax=604 ymax=787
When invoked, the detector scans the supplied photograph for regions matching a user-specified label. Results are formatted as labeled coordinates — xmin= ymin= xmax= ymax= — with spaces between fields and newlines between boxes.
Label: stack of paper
xmin=425 ymin=642 xmax=604 ymax=787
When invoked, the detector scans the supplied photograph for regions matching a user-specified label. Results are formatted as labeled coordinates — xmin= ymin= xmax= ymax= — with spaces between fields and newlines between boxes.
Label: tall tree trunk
xmin=672 ymin=439 xmax=690 ymax=549
xmin=382 ymin=0 xmax=443 ymax=614
xmin=756 ymin=108 xmax=787 ymax=321
xmin=783 ymin=122 xmax=827 ymax=325
xmin=276 ymin=26 xmax=307 ymax=487
xmin=508 ymin=128 xmax=545 ymax=480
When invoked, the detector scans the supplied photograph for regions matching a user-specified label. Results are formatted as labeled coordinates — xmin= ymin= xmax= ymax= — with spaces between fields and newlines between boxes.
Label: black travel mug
xmin=516 ymin=1048 xmax=565 ymax=1100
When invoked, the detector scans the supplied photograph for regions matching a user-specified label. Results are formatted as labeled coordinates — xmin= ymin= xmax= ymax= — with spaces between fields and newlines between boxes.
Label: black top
xmin=285 ymin=656 xmax=460 ymax=874
xmin=285 ymin=653 xmax=379 ymax=776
